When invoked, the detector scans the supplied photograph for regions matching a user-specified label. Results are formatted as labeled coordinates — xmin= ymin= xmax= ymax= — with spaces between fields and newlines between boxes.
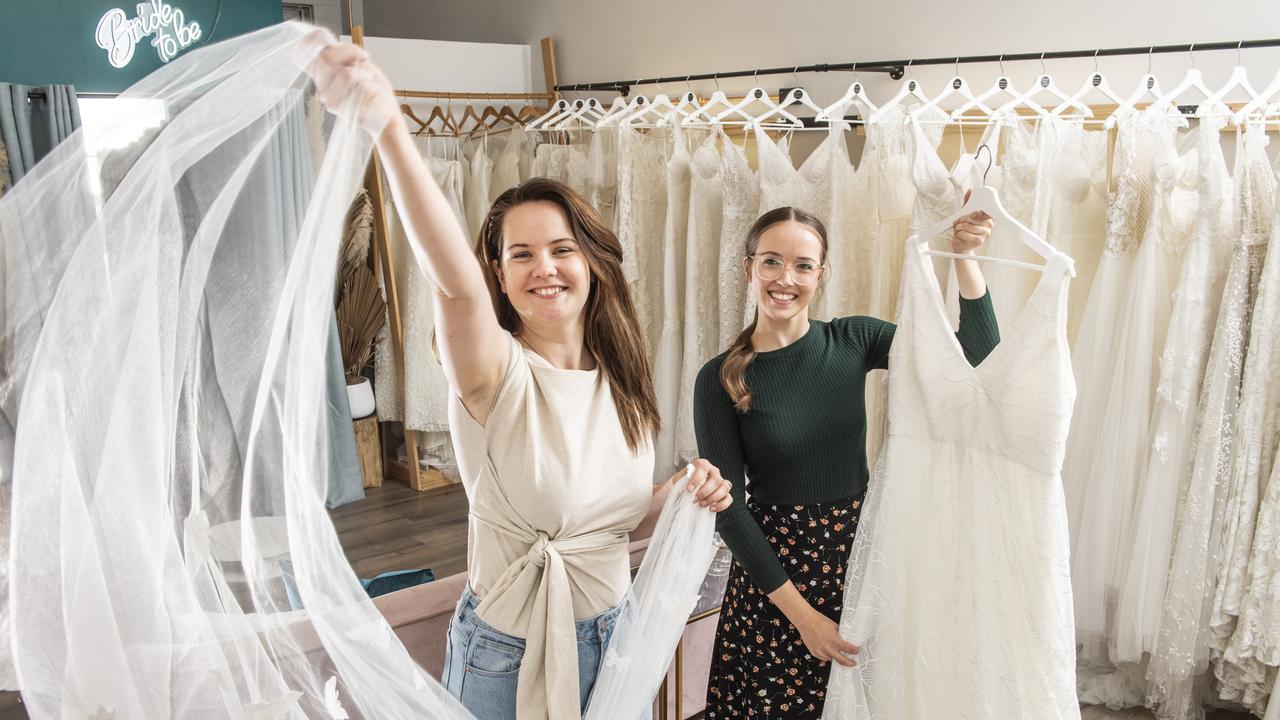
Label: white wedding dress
xmin=1147 ymin=120 xmax=1277 ymax=720
xmin=1064 ymin=107 xmax=1189 ymax=669
xmin=1211 ymin=122 xmax=1280 ymax=715
xmin=653 ymin=125 xmax=696 ymax=474
xmin=615 ymin=125 xmax=669 ymax=368
xmin=1041 ymin=117 xmax=1109 ymax=343
xmin=1111 ymin=117 xmax=1233 ymax=664
xmin=714 ymin=133 xmax=758 ymax=348
xmin=824 ymin=238 xmax=1080 ymax=720
xmin=862 ymin=106 xmax=945 ymax=467
xmin=674 ymin=130 xmax=727 ymax=465
xmin=373 ymin=147 xmax=467 ymax=431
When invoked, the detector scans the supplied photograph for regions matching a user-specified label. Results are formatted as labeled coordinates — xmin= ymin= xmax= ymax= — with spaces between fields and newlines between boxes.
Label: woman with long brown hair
xmin=311 ymin=44 xmax=733 ymax=720
xmin=696 ymin=205 xmax=997 ymax=718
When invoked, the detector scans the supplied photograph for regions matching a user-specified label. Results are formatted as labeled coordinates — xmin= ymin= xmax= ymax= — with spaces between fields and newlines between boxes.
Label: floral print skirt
xmin=705 ymin=494 xmax=864 ymax=719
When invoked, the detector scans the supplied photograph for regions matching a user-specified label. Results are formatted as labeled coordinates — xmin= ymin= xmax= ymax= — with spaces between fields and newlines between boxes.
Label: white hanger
xmin=913 ymin=73 xmax=990 ymax=122
xmin=1107 ymin=71 xmax=1163 ymax=128
xmin=548 ymin=98 xmax=606 ymax=130
xmin=1198 ymin=65 xmax=1258 ymax=120
xmin=594 ymin=96 xmax=630 ymax=125
xmin=1053 ymin=70 xmax=1123 ymax=118
xmin=754 ymin=86 xmax=826 ymax=127
xmin=816 ymin=74 xmax=878 ymax=123
xmin=952 ymin=72 xmax=1025 ymax=121
xmin=623 ymin=92 xmax=699 ymax=128
xmin=914 ymin=146 xmax=1071 ymax=274
xmin=656 ymin=91 xmax=703 ymax=126
xmin=1232 ymin=67 xmax=1280 ymax=124
xmin=775 ymin=87 xmax=826 ymax=117
xmin=1151 ymin=46 xmax=1225 ymax=118
xmin=995 ymin=72 xmax=1083 ymax=118
xmin=712 ymin=87 xmax=802 ymax=128
xmin=683 ymin=88 xmax=737 ymax=127
xmin=525 ymin=99 xmax=571 ymax=130
xmin=621 ymin=93 xmax=677 ymax=127
xmin=537 ymin=98 xmax=582 ymax=129
xmin=1151 ymin=68 xmax=1216 ymax=116
xmin=598 ymin=94 xmax=650 ymax=127
xmin=869 ymin=73 xmax=929 ymax=122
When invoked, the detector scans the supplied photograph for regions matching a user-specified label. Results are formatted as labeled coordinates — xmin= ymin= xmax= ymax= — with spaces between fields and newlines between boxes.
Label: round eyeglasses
xmin=750 ymin=254 xmax=823 ymax=286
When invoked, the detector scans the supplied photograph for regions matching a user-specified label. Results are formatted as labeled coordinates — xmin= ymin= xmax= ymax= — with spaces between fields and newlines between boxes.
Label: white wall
xmin=363 ymin=0 xmax=1280 ymax=111
xmin=340 ymin=35 xmax=535 ymax=98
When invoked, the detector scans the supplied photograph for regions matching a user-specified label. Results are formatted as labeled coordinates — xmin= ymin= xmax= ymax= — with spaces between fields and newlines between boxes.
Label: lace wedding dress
xmin=373 ymin=148 xmax=467 ymax=431
xmin=1146 ymin=120 xmax=1277 ymax=720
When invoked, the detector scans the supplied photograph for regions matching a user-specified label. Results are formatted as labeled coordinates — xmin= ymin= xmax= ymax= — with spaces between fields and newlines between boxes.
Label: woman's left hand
xmin=669 ymin=459 xmax=733 ymax=513
xmin=951 ymin=190 xmax=994 ymax=254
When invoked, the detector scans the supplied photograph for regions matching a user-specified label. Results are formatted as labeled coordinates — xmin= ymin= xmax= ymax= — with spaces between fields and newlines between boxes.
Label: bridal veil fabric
xmin=0 ymin=22 xmax=714 ymax=720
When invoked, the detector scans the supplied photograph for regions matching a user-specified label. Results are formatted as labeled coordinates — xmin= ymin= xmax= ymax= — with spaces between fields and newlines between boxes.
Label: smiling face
xmin=744 ymin=219 xmax=825 ymax=325
xmin=494 ymin=200 xmax=592 ymax=329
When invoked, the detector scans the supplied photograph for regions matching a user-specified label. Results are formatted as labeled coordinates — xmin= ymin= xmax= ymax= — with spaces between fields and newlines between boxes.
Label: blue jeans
xmin=444 ymin=587 xmax=651 ymax=720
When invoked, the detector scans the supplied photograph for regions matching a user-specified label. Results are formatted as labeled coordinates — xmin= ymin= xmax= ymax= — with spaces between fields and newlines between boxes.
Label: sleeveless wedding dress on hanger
xmin=1210 ymin=124 xmax=1280 ymax=716
xmin=674 ymin=130 xmax=728 ymax=465
xmin=1063 ymin=106 xmax=1181 ymax=661
xmin=824 ymin=236 xmax=1080 ymax=720
xmin=1042 ymin=116 xmax=1109 ymax=343
xmin=714 ymin=132 xmax=759 ymax=348
xmin=373 ymin=143 xmax=467 ymax=432
xmin=1147 ymin=120 xmax=1278 ymax=720
xmin=1111 ymin=117 xmax=1233 ymax=664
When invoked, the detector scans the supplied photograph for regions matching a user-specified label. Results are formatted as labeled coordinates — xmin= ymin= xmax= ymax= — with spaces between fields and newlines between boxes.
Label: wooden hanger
xmin=454 ymin=103 xmax=486 ymax=136
xmin=400 ymin=103 xmax=431 ymax=135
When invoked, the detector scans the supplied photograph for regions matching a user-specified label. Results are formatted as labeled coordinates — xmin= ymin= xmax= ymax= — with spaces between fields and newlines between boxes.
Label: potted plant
xmin=336 ymin=189 xmax=385 ymax=419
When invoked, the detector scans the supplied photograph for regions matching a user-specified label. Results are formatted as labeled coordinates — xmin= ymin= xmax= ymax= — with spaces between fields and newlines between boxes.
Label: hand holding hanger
xmin=914 ymin=145 xmax=1073 ymax=276
xmin=951 ymin=192 xmax=994 ymax=254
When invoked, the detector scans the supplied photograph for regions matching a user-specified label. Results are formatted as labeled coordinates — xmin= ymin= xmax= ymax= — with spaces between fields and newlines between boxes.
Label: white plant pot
xmin=346 ymin=376 xmax=376 ymax=419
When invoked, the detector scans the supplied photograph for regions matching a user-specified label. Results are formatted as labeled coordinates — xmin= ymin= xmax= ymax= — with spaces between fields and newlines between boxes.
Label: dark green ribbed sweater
xmin=693 ymin=292 xmax=1001 ymax=594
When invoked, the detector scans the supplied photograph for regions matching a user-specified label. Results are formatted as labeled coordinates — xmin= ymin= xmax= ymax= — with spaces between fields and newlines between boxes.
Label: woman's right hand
xmin=796 ymin=608 xmax=860 ymax=667
xmin=309 ymin=40 xmax=401 ymax=140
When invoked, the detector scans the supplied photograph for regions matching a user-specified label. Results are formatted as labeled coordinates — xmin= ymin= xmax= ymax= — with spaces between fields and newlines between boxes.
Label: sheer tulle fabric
xmin=0 ymin=23 xmax=716 ymax=719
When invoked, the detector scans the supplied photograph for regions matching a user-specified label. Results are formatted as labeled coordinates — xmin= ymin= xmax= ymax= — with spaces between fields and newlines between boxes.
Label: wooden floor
xmin=330 ymin=480 xmax=471 ymax=581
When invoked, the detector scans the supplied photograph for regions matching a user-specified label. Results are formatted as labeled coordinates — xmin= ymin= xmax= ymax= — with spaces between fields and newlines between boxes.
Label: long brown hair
xmin=477 ymin=178 xmax=659 ymax=451
xmin=720 ymin=207 xmax=829 ymax=413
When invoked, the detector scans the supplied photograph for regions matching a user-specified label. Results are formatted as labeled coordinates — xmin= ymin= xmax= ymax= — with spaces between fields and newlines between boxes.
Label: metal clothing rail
xmin=556 ymin=37 xmax=1280 ymax=94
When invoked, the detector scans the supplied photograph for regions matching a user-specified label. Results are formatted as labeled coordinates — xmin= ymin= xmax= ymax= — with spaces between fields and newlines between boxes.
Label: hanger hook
xmin=1237 ymin=40 xmax=1244 ymax=66
xmin=954 ymin=56 xmax=960 ymax=78
xmin=998 ymin=53 xmax=1006 ymax=77
xmin=1040 ymin=51 xmax=1047 ymax=76
xmin=1189 ymin=43 xmax=1197 ymax=69
xmin=713 ymin=72 xmax=722 ymax=93
xmin=976 ymin=144 xmax=994 ymax=186
xmin=1147 ymin=46 xmax=1154 ymax=76
xmin=852 ymin=61 xmax=859 ymax=83
xmin=1093 ymin=49 xmax=1100 ymax=74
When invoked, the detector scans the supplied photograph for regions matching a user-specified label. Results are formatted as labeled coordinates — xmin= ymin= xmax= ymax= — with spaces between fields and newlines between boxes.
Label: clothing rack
xmin=353 ymin=26 xmax=558 ymax=491
xmin=555 ymin=37 xmax=1280 ymax=94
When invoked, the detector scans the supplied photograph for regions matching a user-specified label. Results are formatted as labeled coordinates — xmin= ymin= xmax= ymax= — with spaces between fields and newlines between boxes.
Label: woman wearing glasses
xmin=695 ymin=205 xmax=997 ymax=718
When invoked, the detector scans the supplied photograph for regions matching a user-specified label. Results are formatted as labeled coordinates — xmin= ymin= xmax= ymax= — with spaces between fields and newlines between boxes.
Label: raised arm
xmin=313 ymin=43 xmax=508 ymax=422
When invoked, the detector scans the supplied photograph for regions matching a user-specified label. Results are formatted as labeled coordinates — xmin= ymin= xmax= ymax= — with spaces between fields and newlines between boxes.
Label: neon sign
xmin=95 ymin=1 xmax=203 ymax=69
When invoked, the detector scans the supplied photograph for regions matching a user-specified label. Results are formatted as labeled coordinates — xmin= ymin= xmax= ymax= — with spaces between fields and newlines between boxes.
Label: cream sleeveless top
xmin=448 ymin=332 xmax=654 ymax=720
